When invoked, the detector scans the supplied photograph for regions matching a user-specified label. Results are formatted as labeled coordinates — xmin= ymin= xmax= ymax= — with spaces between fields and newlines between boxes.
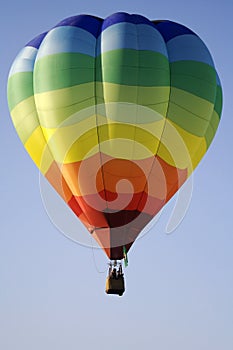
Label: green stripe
xmin=170 ymin=61 xmax=217 ymax=104
xmin=204 ymin=110 xmax=220 ymax=148
xmin=34 ymin=54 xmax=95 ymax=93
xmin=170 ymin=87 xmax=214 ymax=121
xmin=167 ymin=102 xmax=209 ymax=137
xmin=97 ymin=49 xmax=169 ymax=70
xmin=170 ymin=74 xmax=216 ymax=104
xmin=34 ymin=50 xmax=170 ymax=93
xmin=97 ymin=66 xmax=169 ymax=86
xmin=98 ymin=49 xmax=169 ymax=86
xmin=7 ymin=72 xmax=33 ymax=111
xmin=170 ymin=61 xmax=217 ymax=84
xmin=214 ymin=85 xmax=223 ymax=117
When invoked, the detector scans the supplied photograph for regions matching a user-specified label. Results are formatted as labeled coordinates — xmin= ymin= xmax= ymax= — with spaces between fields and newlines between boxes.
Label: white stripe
xmin=9 ymin=47 xmax=37 ymax=76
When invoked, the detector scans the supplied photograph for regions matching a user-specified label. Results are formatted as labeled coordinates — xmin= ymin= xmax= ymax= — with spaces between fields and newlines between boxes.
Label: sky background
xmin=1 ymin=1 xmax=233 ymax=349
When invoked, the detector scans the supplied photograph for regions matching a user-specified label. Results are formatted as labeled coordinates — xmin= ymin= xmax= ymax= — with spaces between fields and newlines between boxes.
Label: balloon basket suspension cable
xmin=90 ymin=236 xmax=108 ymax=274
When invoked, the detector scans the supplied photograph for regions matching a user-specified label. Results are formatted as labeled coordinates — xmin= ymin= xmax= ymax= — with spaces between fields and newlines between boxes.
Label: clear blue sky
xmin=1 ymin=1 xmax=233 ymax=349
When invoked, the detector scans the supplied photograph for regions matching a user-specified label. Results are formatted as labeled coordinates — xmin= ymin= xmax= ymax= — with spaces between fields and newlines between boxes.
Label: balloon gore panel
xmin=7 ymin=13 xmax=222 ymax=259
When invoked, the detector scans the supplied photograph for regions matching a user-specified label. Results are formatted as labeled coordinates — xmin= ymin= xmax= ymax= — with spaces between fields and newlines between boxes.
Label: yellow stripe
xmin=11 ymin=95 xmax=37 ymax=128
xmin=35 ymin=82 xmax=169 ymax=109
xmin=210 ymin=109 xmax=220 ymax=132
xmin=41 ymin=117 xmax=165 ymax=163
xmin=24 ymin=126 xmax=54 ymax=174
xmin=34 ymin=83 xmax=170 ymax=127
xmin=101 ymin=83 xmax=169 ymax=105
xmin=157 ymin=120 xmax=207 ymax=174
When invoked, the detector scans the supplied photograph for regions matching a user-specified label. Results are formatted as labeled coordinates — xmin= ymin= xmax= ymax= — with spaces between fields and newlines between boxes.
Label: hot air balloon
xmin=7 ymin=12 xmax=222 ymax=296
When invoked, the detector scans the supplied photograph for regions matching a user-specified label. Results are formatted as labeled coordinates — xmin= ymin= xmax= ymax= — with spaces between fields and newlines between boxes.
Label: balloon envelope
xmin=7 ymin=13 xmax=222 ymax=260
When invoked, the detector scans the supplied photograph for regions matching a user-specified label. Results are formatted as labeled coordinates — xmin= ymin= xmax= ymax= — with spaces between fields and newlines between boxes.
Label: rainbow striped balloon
xmin=7 ymin=13 xmax=222 ymax=260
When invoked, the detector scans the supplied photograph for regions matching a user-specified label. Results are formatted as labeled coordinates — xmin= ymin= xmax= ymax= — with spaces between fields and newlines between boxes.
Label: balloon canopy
xmin=7 ymin=13 xmax=222 ymax=260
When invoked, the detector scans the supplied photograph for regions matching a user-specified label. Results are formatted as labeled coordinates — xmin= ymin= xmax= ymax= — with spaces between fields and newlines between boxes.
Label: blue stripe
xmin=98 ymin=23 xmax=168 ymax=57
xmin=26 ymin=32 xmax=47 ymax=49
xmin=154 ymin=20 xmax=195 ymax=42
xmin=36 ymin=26 xmax=96 ymax=59
xmin=167 ymin=34 xmax=214 ymax=66
xmin=216 ymin=73 xmax=221 ymax=86
xmin=9 ymin=47 xmax=37 ymax=76
xmin=102 ymin=12 xmax=155 ymax=31
xmin=54 ymin=15 xmax=102 ymax=38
